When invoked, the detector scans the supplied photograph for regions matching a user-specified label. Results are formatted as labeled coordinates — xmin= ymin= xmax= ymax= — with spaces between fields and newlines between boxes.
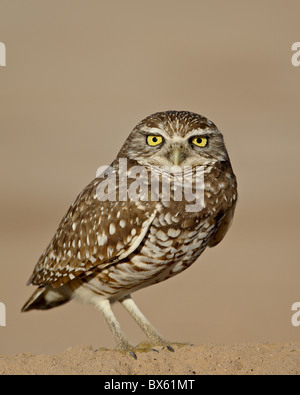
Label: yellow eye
xmin=147 ymin=135 xmax=163 ymax=147
xmin=191 ymin=136 xmax=208 ymax=147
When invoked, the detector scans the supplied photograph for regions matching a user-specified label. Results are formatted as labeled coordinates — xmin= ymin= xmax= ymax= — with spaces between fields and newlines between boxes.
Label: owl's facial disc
xmin=120 ymin=112 xmax=229 ymax=168
xmin=138 ymin=127 xmax=215 ymax=167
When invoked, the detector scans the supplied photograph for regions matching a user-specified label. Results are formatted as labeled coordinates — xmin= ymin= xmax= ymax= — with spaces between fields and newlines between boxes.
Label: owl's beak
xmin=170 ymin=146 xmax=185 ymax=166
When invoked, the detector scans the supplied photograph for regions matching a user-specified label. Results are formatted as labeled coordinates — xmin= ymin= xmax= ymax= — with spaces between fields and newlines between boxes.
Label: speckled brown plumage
xmin=22 ymin=111 xmax=237 ymax=355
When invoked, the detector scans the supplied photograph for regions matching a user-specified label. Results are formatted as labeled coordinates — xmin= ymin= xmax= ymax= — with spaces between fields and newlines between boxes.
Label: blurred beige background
xmin=0 ymin=0 xmax=299 ymax=355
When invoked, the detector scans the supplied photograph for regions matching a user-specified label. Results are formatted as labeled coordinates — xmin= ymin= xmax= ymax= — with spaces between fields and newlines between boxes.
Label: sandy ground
xmin=0 ymin=343 xmax=299 ymax=375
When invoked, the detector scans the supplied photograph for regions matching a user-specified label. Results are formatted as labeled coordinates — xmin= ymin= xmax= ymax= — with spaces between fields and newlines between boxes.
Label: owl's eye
xmin=147 ymin=135 xmax=163 ymax=147
xmin=191 ymin=136 xmax=208 ymax=147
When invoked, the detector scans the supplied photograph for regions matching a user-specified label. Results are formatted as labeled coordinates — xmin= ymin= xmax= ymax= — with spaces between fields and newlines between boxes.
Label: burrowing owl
xmin=22 ymin=111 xmax=237 ymax=356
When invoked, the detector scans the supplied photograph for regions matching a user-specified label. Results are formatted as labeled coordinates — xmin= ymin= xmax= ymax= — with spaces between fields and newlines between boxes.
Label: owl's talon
xmin=167 ymin=345 xmax=174 ymax=352
xmin=129 ymin=351 xmax=137 ymax=360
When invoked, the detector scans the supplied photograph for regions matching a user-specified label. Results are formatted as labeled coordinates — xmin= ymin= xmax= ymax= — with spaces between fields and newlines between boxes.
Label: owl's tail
xmin=21 ymin=285 xmax=72 ymax=312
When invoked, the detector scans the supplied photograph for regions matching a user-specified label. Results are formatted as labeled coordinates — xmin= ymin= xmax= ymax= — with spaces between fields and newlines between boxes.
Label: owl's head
xmin=118 ymin=111 xmax=229 ymax=168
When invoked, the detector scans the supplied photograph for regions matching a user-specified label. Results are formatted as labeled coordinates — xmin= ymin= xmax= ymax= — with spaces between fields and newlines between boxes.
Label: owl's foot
xmin=137 ymin=339 xmax=191 ymax=353
xmin=116 ymin=339 xmax=193 ymax=359
xmin=117 ymin=340 xmax=180 ymax=359
xmin=117 ymin=342 xmax=172 ymax=359
xmin=116 ymin=341 xmax=139 ymax=360
xmin=136 ymin=340 xmax=170 ymax=353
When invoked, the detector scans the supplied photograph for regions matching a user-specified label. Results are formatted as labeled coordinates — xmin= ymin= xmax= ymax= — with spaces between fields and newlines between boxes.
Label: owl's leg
xmin=96 ymin=298 xmax=137 ymax=359
xmin=119 ymin=295 xmax=174 ymax=352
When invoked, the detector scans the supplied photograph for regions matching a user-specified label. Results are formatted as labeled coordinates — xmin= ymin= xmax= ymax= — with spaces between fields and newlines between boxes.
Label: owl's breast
xmin=127 ymin=201 xmax=215 ymax=280
xmin=79 ymin=162 xmax=237 ymax=300
xmin=130 ymin=161 xmax=237 ymax=278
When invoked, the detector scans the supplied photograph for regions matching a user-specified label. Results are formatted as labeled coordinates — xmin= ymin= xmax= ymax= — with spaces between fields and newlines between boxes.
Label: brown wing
xmin=208 ymin=204 xmax=236 ymax=247
xmin=206 ymin=161 xmax=237 ymax=248
xmin=28 ymin=169 xmax=158 ymax=288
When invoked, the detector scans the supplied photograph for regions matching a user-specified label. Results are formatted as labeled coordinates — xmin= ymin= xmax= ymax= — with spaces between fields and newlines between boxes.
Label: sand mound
xmin=0 ymin=343 xmax=299 ymax=375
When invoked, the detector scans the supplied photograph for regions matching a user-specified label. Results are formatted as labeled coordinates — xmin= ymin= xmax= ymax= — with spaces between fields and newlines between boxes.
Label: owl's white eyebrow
xmin=144 ymin=127 xmax=165 ymax=136
xmin=142 ymin=127 xmax=215 ymax=143
xmin=185 ymin=129 xmax=214 ymax=139
xmin=141 ymin=128 xmax=171 ymax=142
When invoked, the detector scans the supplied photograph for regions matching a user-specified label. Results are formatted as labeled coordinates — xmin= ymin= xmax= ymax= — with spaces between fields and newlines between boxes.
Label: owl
xmin=22 ymin=111 xmax=237 ymax=357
